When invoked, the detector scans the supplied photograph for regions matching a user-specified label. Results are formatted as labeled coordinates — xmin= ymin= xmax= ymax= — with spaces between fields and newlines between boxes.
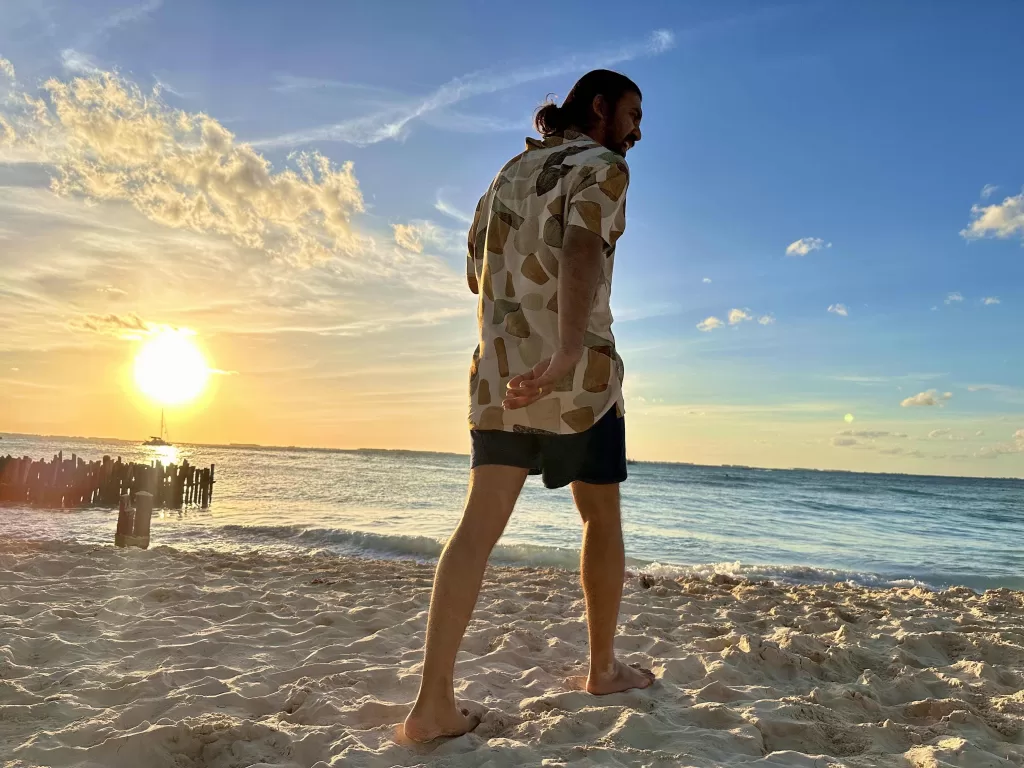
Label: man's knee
xmin=460 ymin=465 xmax=528 ymax=539
xmin=572 ymin=481 xmax=621 ymax=525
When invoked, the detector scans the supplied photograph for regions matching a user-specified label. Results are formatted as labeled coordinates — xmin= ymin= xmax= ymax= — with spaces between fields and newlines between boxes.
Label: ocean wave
xmin=213 ymin=523 xmax=935 ymax=589
xmin=216 ymin=523 xmax=590 ymax=569
xmin=634 ymin=560 xmax=933 ymax=589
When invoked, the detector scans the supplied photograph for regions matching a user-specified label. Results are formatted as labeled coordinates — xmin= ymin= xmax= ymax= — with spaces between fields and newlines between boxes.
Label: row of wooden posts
xmin=0 ymin=453 xmax=215 ymax=510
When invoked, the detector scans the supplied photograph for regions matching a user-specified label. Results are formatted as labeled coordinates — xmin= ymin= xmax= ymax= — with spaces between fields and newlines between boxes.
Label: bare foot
xmin=586 ymin=660 xmax=656 ymax=695
xmin=402 ymin=705 xmax=480 ymax=744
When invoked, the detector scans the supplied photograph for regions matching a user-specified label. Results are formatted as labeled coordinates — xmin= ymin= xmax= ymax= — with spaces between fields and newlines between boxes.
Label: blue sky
xmin=0 ymin=0 xmax=1022 ymax=476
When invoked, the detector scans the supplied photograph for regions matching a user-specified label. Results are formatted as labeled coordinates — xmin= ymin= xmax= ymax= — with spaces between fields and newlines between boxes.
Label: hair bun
xmin=533 ymin=102 xmax=563 ymax=136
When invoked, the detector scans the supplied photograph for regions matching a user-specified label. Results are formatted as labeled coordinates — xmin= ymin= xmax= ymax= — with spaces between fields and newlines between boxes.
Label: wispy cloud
xmin=434 ymin=193 xmax=474 ymax=225
xmin=0 ymin=57 xmax=15 ymax=81
xmin=831 ymin=436 xmax=858 ymax=447
xmin=61 ymin=1 xmax=163 ymax=74
xmin=982 ymin=296 xmax=1000 ymax=305
xmin=828 ymin=303 xmax=848 ymax=317
xmin=878 ymin=446 xmax=926 ymax=458
xmin=272 ymin=75 xmax=348 ymax=93
xmin=945 ymin=292 xmax=963 ymax=304
xmin=980 ymin=183 xmax=998 ymax=199
xmin=961 ymin=190 xmax=1024 ymax=242
xmin=88 ymin=0 xmax=163 ymax=43
xmin=697 ymin=316 xmax=723 ymax=332
xmin=61 ymin=49 xmax=101 ymax=75
xmin=393 ymin=223 xmax=423 ymax=253
xmin=785 ymin=237 xmax=831 ymax=257
xmin=965 ymin=383 xmax=1024 ymax=405
xmin=758 ymin=314 xmax=775 ymax=325
xmin=829 ymin=372 xmax=948 ymax=385
xmin=255 ymin=28 xmax=675 ymax=149
xmin=702 ymin=277 xmax=712 ymax=284
xmin=68 ymin=312 xmax=150 ymax=337
xmin=839 ymin=430 xmax=908 ymax=439
xmin=900 ymin=389 xmax=952 ymax=407
xmin=391 ymin=219 xmax=463 ymax=256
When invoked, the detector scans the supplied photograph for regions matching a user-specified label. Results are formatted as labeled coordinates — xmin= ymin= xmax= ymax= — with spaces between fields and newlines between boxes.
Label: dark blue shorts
xmin=470 ymin=406 xmax=627 ymax=489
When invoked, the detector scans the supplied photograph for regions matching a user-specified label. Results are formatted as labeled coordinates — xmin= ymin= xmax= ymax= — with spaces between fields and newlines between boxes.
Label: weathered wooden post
xmin=114 ymin=492 xmax=134 ymax=548
xmin=199 ymin=468 xmax=208 ymax=508
xmin=129 ymin=491 xmax=153 ymax=549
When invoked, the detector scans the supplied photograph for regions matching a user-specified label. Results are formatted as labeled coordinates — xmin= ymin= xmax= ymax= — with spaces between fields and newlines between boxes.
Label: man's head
xmin=534 ymin=69 xmax=642 ymax=156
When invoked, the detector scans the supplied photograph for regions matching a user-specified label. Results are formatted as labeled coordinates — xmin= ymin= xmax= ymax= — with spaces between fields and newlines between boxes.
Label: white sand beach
xmin=1 ymin=538 xmax=1022 ymax=768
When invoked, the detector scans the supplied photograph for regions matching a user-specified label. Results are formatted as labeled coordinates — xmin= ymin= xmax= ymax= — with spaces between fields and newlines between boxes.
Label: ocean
xmin=1 ymin=433 xmax=1021 ymax=591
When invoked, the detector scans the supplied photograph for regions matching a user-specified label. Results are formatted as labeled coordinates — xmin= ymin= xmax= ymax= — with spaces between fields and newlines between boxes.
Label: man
xmin=404 ymin=69 xmax=651 ymax=743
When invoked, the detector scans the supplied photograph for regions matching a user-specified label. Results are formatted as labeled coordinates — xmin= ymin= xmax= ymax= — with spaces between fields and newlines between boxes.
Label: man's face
xmin=601 ymin=91 xmax=643 ymax=156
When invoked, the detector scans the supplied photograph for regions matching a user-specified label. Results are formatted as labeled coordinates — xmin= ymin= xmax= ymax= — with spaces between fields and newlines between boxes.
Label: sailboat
xmin=143 ymin=409 xmax=172 ymax=446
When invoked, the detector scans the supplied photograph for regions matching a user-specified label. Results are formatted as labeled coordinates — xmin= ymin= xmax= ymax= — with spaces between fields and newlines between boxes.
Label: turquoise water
xmin=1 ymin=434 xmax=1021 ymax=590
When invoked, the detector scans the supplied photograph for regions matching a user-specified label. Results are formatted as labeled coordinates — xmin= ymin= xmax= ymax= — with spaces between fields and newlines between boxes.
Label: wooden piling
xmin=128 ymin=491 xmax=153 ymax=549
xmin=0 ymin=453 xmax=216 ymax=511
xmin=114 ymin=492 xmax=134 ymax=548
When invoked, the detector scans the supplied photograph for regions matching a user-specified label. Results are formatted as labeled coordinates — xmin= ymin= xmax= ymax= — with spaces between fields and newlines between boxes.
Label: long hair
xmin=534 ymin=69 xmax=641 ymax=137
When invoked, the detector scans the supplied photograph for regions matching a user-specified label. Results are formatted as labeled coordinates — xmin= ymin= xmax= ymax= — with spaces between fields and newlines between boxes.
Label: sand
xmin=1 ymin=538 xmax=1022 ymax=768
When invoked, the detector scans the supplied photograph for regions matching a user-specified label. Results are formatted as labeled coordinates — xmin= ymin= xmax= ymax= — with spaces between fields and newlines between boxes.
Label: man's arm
xmin=557 ymin=224 xmax=605 ymax=355
xmin=467 ymin=255 xmax=479 ymax=295
xmin=466 ymin=195 xmax=486 ymax=295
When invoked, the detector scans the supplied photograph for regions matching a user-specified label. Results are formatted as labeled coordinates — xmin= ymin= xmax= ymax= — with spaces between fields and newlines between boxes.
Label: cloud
xmin=272 ymin=75 xmax=348 ymax=93
xmin=976 ymin=430 xmax=985 ymax=437
xmin=89 ymin=0 xmax=163 ymax=42
xmin=68 ymin=312 xmax=150 ymax=336
xmin=927 ymin=428 xmax=965 ymax=441
xmin=978 ymin=440 xmax=1024 ymax=459
xmin=945 ymin=292 xmax=963 ymax=304
xmin=2 ymin=69 xmax=365 ymax=266
xmin=255 ymin=28 xmax=675 ymax=148
xmin=702 ymin=277 xmax=712 ymax=284
xmin=758 ymin=314 xmax=775 ymax=325
xmin=393 ymin=223 xmax=423 ymax=253
xmin=61 ymin=49 xmax=102 ymax=75
xmin=961 ymin=191 xmax=1024 ymax=242
xmin=1015 ymin=428 xmax=1024 ymax=441
xmin=838 ymin=430 xmax=907 ymax=439
xmin=728 ymin=308 xmax=752 ymax=325
xmin=831 ymin=436 xmax=858 ymax=447
xmin=982 ymin=296 xmax=1000 ymax=305
xmin=828 ymin=303 xmax=848 ymax=317
xmin=697 ymin=316 xmax=723 ymax=332
xmin=785 ymin=237 xmax=831 ymax=257
xmin=434 ymin=194 xmax=474 ymax=225
xmin=981 ymin=184 xmax=998 ymax=200
xmin=901 ymin=389 xmax=952 ymax=407
xmin=878 ymin=447 xmax=926 ymax=458
xmin=0 ymin=57 xmax=15 ymax=81
xmin=392 ymin=219 xmax=464 ymax=256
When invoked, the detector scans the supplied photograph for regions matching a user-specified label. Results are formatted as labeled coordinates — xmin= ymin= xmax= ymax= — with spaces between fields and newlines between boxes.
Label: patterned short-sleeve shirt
xmin=468 ymin=130 xmax=629 ymax=435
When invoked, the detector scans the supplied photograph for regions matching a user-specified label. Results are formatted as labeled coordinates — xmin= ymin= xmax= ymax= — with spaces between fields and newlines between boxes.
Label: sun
xmin=134 ymin=329 xmax=211 ymax=406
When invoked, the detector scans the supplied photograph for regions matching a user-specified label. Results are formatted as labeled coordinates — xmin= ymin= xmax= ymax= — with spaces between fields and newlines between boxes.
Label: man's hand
xmin=503 ymin=347 xmax=583 ymax=410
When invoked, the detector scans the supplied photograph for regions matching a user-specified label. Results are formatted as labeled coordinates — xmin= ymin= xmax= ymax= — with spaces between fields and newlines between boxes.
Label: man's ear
xmin=591 ymin=94 xmax=607 ymax=126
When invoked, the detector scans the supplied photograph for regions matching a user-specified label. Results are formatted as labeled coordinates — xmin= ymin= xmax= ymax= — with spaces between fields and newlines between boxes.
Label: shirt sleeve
xmin=566 ymin=159 xmax=629 ymax=249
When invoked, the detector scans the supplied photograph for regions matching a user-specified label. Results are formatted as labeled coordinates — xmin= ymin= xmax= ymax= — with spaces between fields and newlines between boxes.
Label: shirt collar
xmin=525 ymin=129 xmax=598 ymax=151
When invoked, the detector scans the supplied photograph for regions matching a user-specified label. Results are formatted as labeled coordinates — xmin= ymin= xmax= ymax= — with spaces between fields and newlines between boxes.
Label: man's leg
xmin=403 ymin=464 xmax=529 ymax=742
xmin=571 ymin=481 xmax=655 ymax=694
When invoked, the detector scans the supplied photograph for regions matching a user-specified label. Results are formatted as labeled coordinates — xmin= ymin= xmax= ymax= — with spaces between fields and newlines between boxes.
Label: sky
xmin=0 ymin=0 xmax=1022 ymax=477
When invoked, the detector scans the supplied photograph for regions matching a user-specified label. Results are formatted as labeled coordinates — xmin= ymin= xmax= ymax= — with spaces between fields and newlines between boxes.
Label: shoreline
xmin=3 ymin=537 xmax=1022 ymax=767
